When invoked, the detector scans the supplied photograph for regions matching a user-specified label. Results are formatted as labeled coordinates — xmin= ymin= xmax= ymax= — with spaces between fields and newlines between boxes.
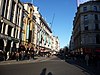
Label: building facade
xmin=76 ymin=0 xmax=99 ymax=7
xmin=21 ymin=3 xmax=36 ymax=49
xmin=38 ymin=15 xmax=52 ymax=52
xmin=52 ymin=36 xmax=60 ymax=53
xmin=72 ymin=1 xmax=100 ymax=54
xmin=0 ymin=0 xmax=23 ymax=53
xmin=0 ymin=0 xmax=60 ymax=60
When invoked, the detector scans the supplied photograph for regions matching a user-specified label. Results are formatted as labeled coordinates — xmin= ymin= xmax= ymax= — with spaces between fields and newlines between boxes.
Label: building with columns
xmin=21 ymin=3 xmax=36 ymax=49
xmin=22 ymin=3 xmax=55 ymax=53
xmin=38 ymin=15 xmax=53 ymax=52
xmin=0 ymin=0 xmax=23 ymax=53
xmin=0 ymin=0 xmax=60 ymax=59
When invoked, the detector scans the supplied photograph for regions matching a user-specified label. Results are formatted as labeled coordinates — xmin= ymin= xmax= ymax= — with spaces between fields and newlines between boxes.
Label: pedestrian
xmin=27 ymin=51 xmax=30 ymax=60
xmin=30 ymin=47 xmax=34 ymax=59
xmin=16 ymin=51 xmax=19 ymax=61
xmin=6 ymin=51 xmax=10 ymax=60
xmin=85 ymin=54 xmax=89 ymax=66
xmin=93 ymin=55 xmax=98 ymax=67
xmin=21 ymin=51 xmax=25 ymax=60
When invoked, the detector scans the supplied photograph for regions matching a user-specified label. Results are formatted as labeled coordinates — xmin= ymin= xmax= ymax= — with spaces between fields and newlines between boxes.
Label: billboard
xmin=76 ymin=0 xmax=96 ymax=7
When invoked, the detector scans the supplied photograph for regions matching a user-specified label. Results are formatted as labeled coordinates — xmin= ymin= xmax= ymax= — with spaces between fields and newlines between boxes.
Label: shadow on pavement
xmin=40 ymin=68 xmax=53 ymax=75
xmin=56 ymin=54 xmax=100 ymax=75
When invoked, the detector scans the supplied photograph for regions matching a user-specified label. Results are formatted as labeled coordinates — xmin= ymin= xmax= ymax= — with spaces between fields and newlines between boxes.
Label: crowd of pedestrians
xmin=0 ymin=46 xmax=35 ymax=61
xmin=0 ymin=45 xmax=52 ymax=62
xmin=58 ymin=50 xmax=100 ymax=67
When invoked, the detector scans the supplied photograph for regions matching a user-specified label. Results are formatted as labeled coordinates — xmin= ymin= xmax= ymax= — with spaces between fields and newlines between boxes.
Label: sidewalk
xmin=67 ymin=58 xmax=100 ymax=75
xmin=0 ymin=56 xmax=56 ymax=65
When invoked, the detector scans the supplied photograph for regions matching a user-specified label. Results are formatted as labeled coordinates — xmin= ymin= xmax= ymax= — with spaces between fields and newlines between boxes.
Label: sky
xmin=21 ymin=0 xmax=77 ymax=48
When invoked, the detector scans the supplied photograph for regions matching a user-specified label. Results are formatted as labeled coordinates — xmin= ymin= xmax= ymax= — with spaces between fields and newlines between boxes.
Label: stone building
xmin=0 ymin=0 xmax=23 ymax=53
xmin=21 ymin=3 xmax=36 ymax=49
xmin=72 ymin=1 xmax=100 ymax=54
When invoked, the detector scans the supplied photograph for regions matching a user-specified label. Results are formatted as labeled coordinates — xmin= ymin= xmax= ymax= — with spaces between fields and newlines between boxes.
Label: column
xmin=17 ymin=28 xmax=20 ymax=39
xmin=0 ymin=0 xmax=3 ymax=15
xmin=5 ymin=24 xmax=8 ymax=35
xmin=7 ymin=0 xmax=12 ymax=20
xmin=3 ymin=40 xmax=7 ymax=52
xmin=19 ymin=8 xmax=23 ymax=27
xmin=16 ymin=43 xmax=19 ymax=51
xmin=13 ymin=3 xmax=17 ymax=23
xmin=11 ymin=28 xmax=14 ymax=37
xmin=3 ymin=39 xmax=7 ymax=61
xmin=10 ymin=41 xmax=13 ymax=53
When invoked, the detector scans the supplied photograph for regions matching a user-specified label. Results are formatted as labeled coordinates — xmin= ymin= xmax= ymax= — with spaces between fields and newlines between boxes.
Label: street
xmin=0 ymin=56 xmax=94 ymax=75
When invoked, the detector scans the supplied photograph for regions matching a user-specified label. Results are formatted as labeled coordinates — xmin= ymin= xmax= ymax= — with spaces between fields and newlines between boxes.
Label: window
xmin=95 ymin=24 xmax=99 ymax=30
xmin=30 ymin=9 xmax=32 ymax=12
xmin=94 ymin=6 xmax=97 ymax=11
xmin=15 ymin=5 xmax=18 ymax=24
xmin=0 ymin=22 xmax=3 ymax=33
xmin=2 ymin=0 xmax=6 ymax=16
xmin=16 ymin=30 xmax=18 ymax=38
xmin=83 ymin=7 xmax=87 ymax=12
xmin=3 ymin=23 xmax=6 ymax=34
xmin=84 ymin=15 xmax=88 ymax=21
xmin=95 ymin=14 xmax=98 ymax=20
xmin=10 ymin=1 xmax=15 ymax=22
xmin=96 ymin=34 xmax=100 ymax=44
xmin=99 ymin=6 xmax=100 ymax=11
xmin=16 ymin=7 xmax=21 ymax=25
xmin=5 ymin=0 xmax=9 ymax=18
xmin=84 ymin=26 xmax=88 ymax=30
xmin=13 ymin=28 xmax=16 ymax=38
xmin=8 ymin=26 xmax=12 ymax=36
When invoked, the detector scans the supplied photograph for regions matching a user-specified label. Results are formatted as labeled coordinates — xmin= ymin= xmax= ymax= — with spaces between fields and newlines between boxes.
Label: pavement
xmin=0 ymin=56 xmax=100 ymax=75
xmin=66 ymin=58 xmax=100 ymax=75
xmin=0 ymin=56 xmax=56 ymax=65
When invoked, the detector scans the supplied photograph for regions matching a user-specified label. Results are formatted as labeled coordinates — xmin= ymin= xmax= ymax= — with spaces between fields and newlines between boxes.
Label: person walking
xmin=93 ymin=55 xmax=98 ymax=67
xmin=30 ymin=47 xmax=34 ymax=59
xmin=85 ymin=54 xmax=89 ymax=66
xmin=6 ymin=51 xmax=10 ymax=60
xmin=16 ymin=51 xmax=19 ymax=61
